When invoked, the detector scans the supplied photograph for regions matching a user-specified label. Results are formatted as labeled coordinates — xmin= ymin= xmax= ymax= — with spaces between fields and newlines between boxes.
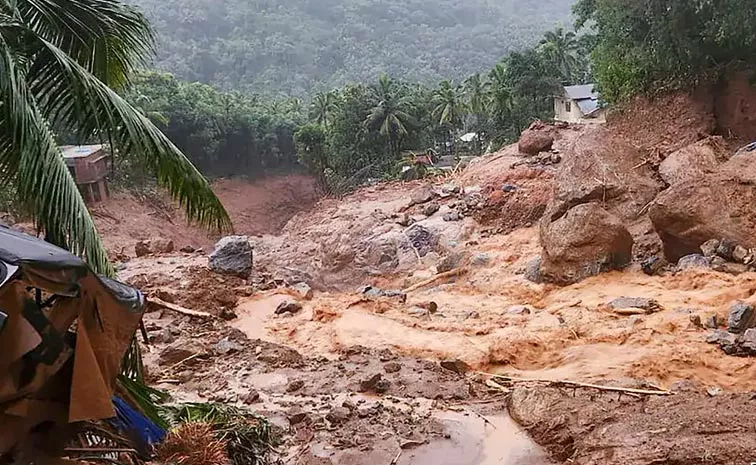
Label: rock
xmin=359 ymin=373 xmax=383 ymax=392
xmin=677 ymin=254 xmax=710 ymax=270
xmin=286 ymin=379 xmax=305 ymax=392
xmin=501 ymin=184 xmax=519 ymax=193
xmin=740 ymin=329 xmax=756 ymax=354
xmin=151 ymin=238 xmax=174 ymax=254
xmin=706 ymin=386 xmax=723 ymax=397
xmin=463 ymin=185 xmax=482 ymax=195
xmin=361 ymin=286 xmax=407 ymax=303
xmin=608 ymin=297 xmax=660 ymax=312
xmin=243 ymin=390 xmax=261 ymax=404
xmin=416 ymin=301 xmax=438 ymax=314
xmin=704 ymin=315 xmax=721 ymax=329
xmin=707 ymin=330 xmax=738 ymax=348
xmin=404 ymin=225 xmax=437 ymax=257
xmin=422 ymin=203 xmax=440 ymax=217
xmin=733 ymin=245 xmax=749 ymax=263
xmin=154 ymin=327 xmax=174 ymax=344
xmin=659 ymin=136 xmax=729 ymax=186
xmin=408 ymin=306 xmax=430 ymax=317
xmin=396 ymin=213 xmax=414 ymax=227
xmin=209 ymin=236 xmax=253 ymax=278
xmin=275 ymin=298 xmax=302 ymax=315
xmin=715 ymin=239 xmax=736 ymax=260
xmin=374 ymin=379 xmax=391 ymax=393
xmin=135 ymin=241 xmax=151 ymax=257
xmin=507 ymin=305 xmax=532 ymax=315
xmin=288 ymin=410 xmax=311 ymax=425
xmin=291 ymin=282 xmax=313 ymax=300
xmin=523 ymin=257 xmax=543 ymax=283
xmin=727 ymin=302 xmax=756 ymax=334
xmin=410 ymin=187 xmax=435 ymax=205
xmin=700 ymin=239 xmax=720 ymax=258
xmin=437 ymin=252 xmax=463 ymax=273
xmin=713 ymin=261 xmax=749 ymax=275
xmin=180 ymin=245 xmax=196 ymax=253
xmin=384 ymin=362 xmax=402 ymax=373
xmin=689 ymin=314 xmax=702 ymax=328
xmin=440 ymin=359 xmax=471 ymax=374
xmin=649 ymin=155 xmax=756 ymax=261
xmin=326 ymin=406 xmax=352 ymax=425
xmin=158 ymin=341 xmax=205 ymax=366
xmin=518 ymin=127 xmax=554 ymax=155
xmin=641 ymin=256 xmax=665 ymax=276
xmin=213 ymin=338 xmax=242 ymax=355
xmin=471 ymin=253 xmax=492 ymax=266
xmin=219 ymin=308 xmax=238 ymax=321
xmin=442 ymin=211 xmax=461 ymax=222
xmin=356 ymin=405 xmax=374 ymax=418
xmin=540 ymin=204 xmax=633 ymax=284
xmin=442 ymin=184 xmax=460 ymax=195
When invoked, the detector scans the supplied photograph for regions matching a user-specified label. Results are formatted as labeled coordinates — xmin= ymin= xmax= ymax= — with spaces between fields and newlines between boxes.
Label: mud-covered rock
xmin=213 ymin=337 xmax=243 ymax=355
xmin=275 ymin=298 xmax=302 ymax=315
xmin=608 ymin=297 xmax=661 ymax=312
xmin=151 ymin=238 xmax=175 ymax=254
xmin=158 ymin=341 xmax=205 ymax=366
xmin=291 ymin=282 xmax=313 ymax=300
xmin=442 ymin=211 xmax=461 ymax=222
xmin=650 ymin=155 xmax=756 ymax=261
xmin=518 ymin=127 xmax=554 ymax=155
xmin=326 ymin=406 xmax=352 ymax=425
xmin=440 ymin=359 xmax=470 ymax=374
xmin=437 ymin=252 xmax=464 ymax=273
xmin=700 ymin=239 xmax=720 ymax=258
xmin=707 ymin=330 xmax=739 ymax=355
xmin=135 ymin=240 xmax=151 ymax=257
xmin=209 ymin=235 xmax=253 ymax=277
xmin=659 ymin=136 xmax=730 ymax=186
xmin=740 ymin=329 xmax=756 ymax=354
xmin=471 ymin=253 xmax=492 ymax=266
xmin=422 ymin=203 xmax=440 ymax=217
xmin=523 ymin=257 xmax=543 ymax=283
xmin=286 ymin=379 xmax=305 ymax=392
xmin=728 ymin=302 xmax=756 ymax=334
xmin=243 ymin=390 xmax=261 ymax=404
xmin=540 ymin=203 xmax=633 ymax=284
xmin=410 ymin=187 xmax=435 ymax=205
xmin=404 ymin=225 xmax=437 ymax=257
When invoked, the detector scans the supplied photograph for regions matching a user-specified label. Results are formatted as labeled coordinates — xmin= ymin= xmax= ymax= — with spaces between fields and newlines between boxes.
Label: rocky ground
xmin=112 ymin=97 xmax=756 ymax=465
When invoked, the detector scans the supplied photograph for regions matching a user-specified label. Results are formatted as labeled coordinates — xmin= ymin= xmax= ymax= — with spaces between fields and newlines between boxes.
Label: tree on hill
xmin=0 ymin=0 xmax=229 ymax=276
xmin=365 ymin=73 xmax=413 ymax=160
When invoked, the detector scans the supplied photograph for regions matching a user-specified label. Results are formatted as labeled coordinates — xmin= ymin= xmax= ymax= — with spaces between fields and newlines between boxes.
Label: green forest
xmin=126 ymin=0 xmax=576 ymax=96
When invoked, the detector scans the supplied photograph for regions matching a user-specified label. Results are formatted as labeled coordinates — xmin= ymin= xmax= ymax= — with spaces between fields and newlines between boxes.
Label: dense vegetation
xmin=127 ymin=0 xmax=576 ymax=96
xmin=576 ymin=0 xmax=756 ymax=102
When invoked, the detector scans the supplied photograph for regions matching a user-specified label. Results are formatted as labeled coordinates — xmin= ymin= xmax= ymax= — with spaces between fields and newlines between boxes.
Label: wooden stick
xmin=478 ymin=372 xmax=672 ymax=396
xmin=402 ymin=268 xmax=467 ymax=293
xmin=149 ymin=297 xmax=214 ymax=318
xmin=612 ymin=307 xmax=651 ymax=316
xmin=390 ymin=450 xmax=402 ymax=465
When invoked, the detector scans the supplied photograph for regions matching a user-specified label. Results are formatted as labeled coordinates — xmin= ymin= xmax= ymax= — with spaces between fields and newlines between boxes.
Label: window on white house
xmin=565 ymin=101 xmax=572 ymax=112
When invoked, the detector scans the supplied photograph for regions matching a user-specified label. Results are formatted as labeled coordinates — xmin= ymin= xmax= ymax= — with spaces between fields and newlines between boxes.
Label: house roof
xmin=564 ymin=84 xmax=598 ymax=101
xmin=60 ymin=144 xmax=105 ymax=159
xmin=576 ymin=98 xmax=601 ymax=116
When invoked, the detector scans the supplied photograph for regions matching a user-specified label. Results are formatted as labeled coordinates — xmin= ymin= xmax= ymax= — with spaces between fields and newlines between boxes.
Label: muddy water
xmin=404 ymin=412 xmax=553 ymax=465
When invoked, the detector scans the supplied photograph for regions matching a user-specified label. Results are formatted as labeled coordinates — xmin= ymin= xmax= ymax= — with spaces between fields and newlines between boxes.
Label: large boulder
xmin=209 ymin=235 xmax=253 ymax=277
xmin=549 ymin=126 xmax=663 ymax=222
xmin=650 ymin=154 xmax=756 ymax=261
xmin=518 ymin=127 xmax=554 ymax=155
xmin=540 ymin=203 xmax=633 ymax=284
xmin=659 ymin=136 xmax=730 ymax=186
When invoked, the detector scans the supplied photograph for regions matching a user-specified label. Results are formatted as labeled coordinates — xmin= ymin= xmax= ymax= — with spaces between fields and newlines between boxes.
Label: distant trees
xmin=365 ymin=74 xmax=414 ymax=160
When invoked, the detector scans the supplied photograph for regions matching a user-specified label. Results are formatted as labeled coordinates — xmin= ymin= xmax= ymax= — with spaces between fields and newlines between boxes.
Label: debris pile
xmin=707 ymin=301 xmax=756 ymax=355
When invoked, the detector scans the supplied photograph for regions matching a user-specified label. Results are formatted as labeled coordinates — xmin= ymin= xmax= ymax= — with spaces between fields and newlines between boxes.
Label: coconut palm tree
xmin=365 ymin=73 xmax=412 ymax=159
xmin=488 ymin=62 xmax=514 ymax=127
xmin=538 ymin=27 xmax=580 ymax=83
xmin=0 ymin=0 xmax=230 ymax=276
xmin=309 ymin=91 xmax=339 ymax=127
xmin=431 ymin=79 xmax=466 ymax=129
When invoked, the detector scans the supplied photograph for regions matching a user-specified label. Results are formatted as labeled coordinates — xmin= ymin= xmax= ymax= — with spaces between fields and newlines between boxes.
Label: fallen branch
xmin=148 ymin=297 xmax=214 ymax=319
xmin=402 ymin=268 xmax=468 ymax=293
xmin=390 ymin=450 xmax=402 ymax=465
xmin=478 ymin=372 xmax=672 ymax=396
xmin=612 ymin=307 xmax=652 ymax=316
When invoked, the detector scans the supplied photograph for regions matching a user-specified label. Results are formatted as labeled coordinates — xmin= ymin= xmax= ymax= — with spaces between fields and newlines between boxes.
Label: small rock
xmin=471 ymin=253 xmax=491 ymax=266
xmin=219 ymin=308 xmax=238 ymax=321
xmin=740 ymin=328 xmax=756 ymax=354
xmin=374 ymin=379 xmax=391 ymax=393
xmin=524 ymin=257 xmax=542 ymax=283
xmin=437 ymin=253 xmax=463 ymax=273
xmin=408 ymin=306 xmax=430 ymax=317
xmin=704 ymin=315 xmax=721 ymax=329
xmin=706 ymin=330 xmax=738 ymax=351
xmin=733 ymin=245 xmax=749 ymax=263
xmin=641 ymin=256 xmax=665 ymax=276
xmin=291 ymin=282 xmax=313 ymax=300
xmin=286 ymin=379 xmax=305 ymax=392
xmin=727 ymin=302 xmax=756 ymax=334
xmin=384 ymin=362 xmax=402 ymax=373
xmin=501 ymin=184 xmax=518 ymax=193
xmin=677 ymin=254 xmax=710 ymax=270
xmin=442 ymin=211 xmax=461 ymax=222
xmin=689 ymin=314 xmax=702 ymax=328
xmin=396 ymin=213 xmax=414 ymax=227
xmin=359 ymin=373 xmax=383 ymax=392
xmin=410 ymin=187 xmax=435 ymax=205
xmin=180 ymin=245 xmax=196 ymax=253
xmin=712 ymin=260 xmax=749 ymax=275
xmin=441 ymin=184 xmax=460 ymax=195
xmin=362 ymin=286 xmax=407 ymax=303
xmin=156 ymin=327 xmax=174 ymax=344
xmin=288 ymin=410 xmax=311 ymax=425
xmin=416 ymin=301 xmax=438 ymax=314
xmin=700 ymin=239 xmax=720 ymax=258
xmin=342 ymin=399 xmax=357 ymax=410
xmin=506 ymin=305 xmax=532 ymax=315
xmin=440 ymin=359 xmax=470 ymax=374
xmin=275 ymin=298 xmax=303 ymax=315
xmin=243 ymin=390 xmax=261 ymax=404
xmin=422 ymin=203 xmax=440 ymax=216
xmin=608 ymin=297 xmax=660 ymax=312
xmin=135 ymin=241 xmax=151 ymax=257
xmin=716 ymin=239 xmax=736 ymax=260
xmin=356 ymin=405 xmax=374 ymax=418
xmin=465 ymin=311 xmax=480 ymax=319
xmin=326 ymin=406 xmax=352 ymax=425
xmin=706 ymin=386 xmax=723 ymax=397
xmin=151 ymin=238 xmax=175 ymax=254
xmin=213 ymin=338 xmax=243 ymax=355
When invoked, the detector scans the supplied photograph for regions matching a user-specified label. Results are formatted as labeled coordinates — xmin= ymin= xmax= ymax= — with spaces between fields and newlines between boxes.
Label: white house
xmin=554 ymin=84 xmax=606 ymax=123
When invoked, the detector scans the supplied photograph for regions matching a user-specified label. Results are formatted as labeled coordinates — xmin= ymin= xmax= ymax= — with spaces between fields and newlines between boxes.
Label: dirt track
xmin=115 ymin=121 xmax=756 ymax=464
